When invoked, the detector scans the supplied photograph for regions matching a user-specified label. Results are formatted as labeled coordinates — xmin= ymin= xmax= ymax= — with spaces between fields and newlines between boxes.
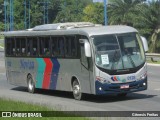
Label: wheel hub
xmin=28 ymin=79 xmax=33 ymax=90
xmin=73 ymin=85 xmax=80 ymax=95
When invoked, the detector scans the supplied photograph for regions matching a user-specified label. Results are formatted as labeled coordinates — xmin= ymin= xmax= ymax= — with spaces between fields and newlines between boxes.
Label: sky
xmin=93 ymin=0 xmax=103 ymax=2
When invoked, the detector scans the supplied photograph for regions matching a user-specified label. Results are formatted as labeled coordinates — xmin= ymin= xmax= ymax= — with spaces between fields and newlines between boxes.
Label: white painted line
xmin=154 ymin=88 xmax=160 ymax=91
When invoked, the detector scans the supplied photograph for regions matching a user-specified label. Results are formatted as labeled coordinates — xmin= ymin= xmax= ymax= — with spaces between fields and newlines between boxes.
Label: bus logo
xmin=111 ymin=76 xmax=126 ymax=82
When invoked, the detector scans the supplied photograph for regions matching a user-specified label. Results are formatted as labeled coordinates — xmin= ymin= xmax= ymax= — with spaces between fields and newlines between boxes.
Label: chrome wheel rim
xmin=28 ymin=78 xmax=33 ymax=91
xmin=73 ymin=85 xmax=80 ymax=96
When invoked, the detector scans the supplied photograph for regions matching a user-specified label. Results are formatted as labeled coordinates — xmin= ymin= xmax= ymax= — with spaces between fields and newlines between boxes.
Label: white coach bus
xmin=4 ymin=22 xmax=148 ymax=100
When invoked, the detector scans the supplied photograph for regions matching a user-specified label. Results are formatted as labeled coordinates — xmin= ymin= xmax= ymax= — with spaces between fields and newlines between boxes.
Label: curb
xmin=147 ymin=63 xmax=160 ymax=66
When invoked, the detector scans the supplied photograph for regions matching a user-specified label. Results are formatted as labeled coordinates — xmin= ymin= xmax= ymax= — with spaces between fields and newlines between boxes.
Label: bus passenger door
xmin=80 ymin=44 xmax=91 ymax=94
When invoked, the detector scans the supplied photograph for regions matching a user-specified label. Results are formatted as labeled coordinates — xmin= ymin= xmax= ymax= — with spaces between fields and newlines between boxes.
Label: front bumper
xmin=95 ymin=77 xmax=147 ymax=95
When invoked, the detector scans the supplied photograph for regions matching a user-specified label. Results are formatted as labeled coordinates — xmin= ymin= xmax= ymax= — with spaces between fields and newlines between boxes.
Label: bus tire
xmin=27 ymin=75 xmax=35 ymax=93
xmin=72 ymin=80 xmax=83 ymax=100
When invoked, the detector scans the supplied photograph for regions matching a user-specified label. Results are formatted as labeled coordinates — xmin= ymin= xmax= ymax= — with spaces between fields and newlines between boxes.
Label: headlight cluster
xmin=137 ymin=72 xmax=147 ymax=81
xmin=140 ymin=72 xmax=147 ymax=80
xmin=96 ymin=76 xmax=111 ymax=84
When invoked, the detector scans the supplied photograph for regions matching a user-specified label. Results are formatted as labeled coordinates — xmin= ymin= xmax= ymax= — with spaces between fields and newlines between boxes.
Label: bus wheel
xmin=27 ymin=75 xmax=35 ymax=93
xmin=117 ymin=93 xmax=127 ymax=97
xmin=72 ymin=80 xmax=83 ymax=100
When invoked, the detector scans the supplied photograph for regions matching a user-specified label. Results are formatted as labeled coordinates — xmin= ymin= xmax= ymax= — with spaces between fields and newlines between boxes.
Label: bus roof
xmin=4 ymin=25 xmax=138 ymax=38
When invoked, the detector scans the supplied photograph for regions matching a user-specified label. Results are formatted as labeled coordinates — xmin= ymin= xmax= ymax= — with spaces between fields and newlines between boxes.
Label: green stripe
xmin=36 ymin=58 xmax=46 ymax=88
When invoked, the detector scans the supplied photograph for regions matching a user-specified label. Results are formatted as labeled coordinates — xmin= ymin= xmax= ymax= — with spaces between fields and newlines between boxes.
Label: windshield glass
xmin=93 ymin=33 xmax=145 ymax=70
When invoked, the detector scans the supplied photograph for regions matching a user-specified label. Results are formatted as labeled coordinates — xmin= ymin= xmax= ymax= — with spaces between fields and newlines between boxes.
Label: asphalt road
xmin=0 ymin=52 xmax=159 ymax=119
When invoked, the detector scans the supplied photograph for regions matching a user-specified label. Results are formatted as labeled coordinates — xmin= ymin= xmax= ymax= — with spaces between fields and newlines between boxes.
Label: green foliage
xmin=108 ymin=0 xmax=142 ymax=26
xmin=132 ymin=1 xmax=160 ymax=52
xmin=0 ymin=22 xmax=4 ymax=31
xmin=0 ymin=98 xmax=89 ymax=120
xmin=83 ymin=3 xmax=104 ymax=24
xmin=54 ymin=0 xmax=92 ymax=23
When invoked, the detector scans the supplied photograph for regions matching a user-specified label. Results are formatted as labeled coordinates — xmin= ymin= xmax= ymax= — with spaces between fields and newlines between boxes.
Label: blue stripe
xmin=50 ymin=58 xmax=60 ymax=89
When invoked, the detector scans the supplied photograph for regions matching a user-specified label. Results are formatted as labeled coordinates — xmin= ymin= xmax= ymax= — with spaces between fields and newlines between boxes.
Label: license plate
xmin=120 ymin=84 xmax=129 ymax=89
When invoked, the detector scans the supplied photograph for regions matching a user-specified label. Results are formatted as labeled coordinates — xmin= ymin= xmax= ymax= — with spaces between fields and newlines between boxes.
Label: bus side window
xmin=6 ymin=37 xmax=15 ymax=56
xmin=44 ymin=37 xmax=50 ymax=56
xmin=21 ymin=38 xmax=27 ymax=56
xmin=32 ymin=38 xmax=38 ymax=56
xmin=51 ymin=37 xmax=59 ymax=57
xmin=27 ymin=38 xmax=38 ymax=57
xmin=65 ymin=36 xmax=77 ymax=58
xmin=16 ymin=38 xmax=21 ymax=56
xmin=39 ymin=37 xmax=50 ymax=57
xmin=27 ymin=39 xmax=32 ymax=56
xmin=58 ymin=37 xmax=64 ymax=57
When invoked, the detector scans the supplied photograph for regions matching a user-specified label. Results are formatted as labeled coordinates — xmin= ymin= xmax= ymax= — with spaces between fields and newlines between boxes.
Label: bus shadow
xmin=11 ymin=87 xmax=73 ymax=99
xmin=11 ymin=87 xmax=157 ymax=103
xmin=83 ymin=93 xmax=157 ymax=103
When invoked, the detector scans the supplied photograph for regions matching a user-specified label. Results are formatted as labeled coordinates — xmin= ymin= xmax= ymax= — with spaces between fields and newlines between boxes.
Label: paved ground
xmin=0 ymin=52 xmax=159 ymax=120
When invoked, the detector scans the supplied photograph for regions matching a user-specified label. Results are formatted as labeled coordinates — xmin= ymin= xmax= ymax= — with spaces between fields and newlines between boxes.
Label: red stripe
xmin=113 ymin=76 xmax=118 ymax=81
xmin=42 ymin=58 xmax=53 ymax=89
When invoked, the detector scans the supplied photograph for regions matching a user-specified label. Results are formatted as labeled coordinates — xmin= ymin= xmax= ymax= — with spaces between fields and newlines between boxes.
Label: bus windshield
xmin=93 ymin=33 xmax=145 ymax=70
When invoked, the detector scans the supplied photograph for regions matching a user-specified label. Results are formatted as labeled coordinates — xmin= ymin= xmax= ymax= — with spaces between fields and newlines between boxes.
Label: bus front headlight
xmin=96 ymin=76 xmax=111 ymax=84
xmin=140 ymin=72 xmax=147 ymax=80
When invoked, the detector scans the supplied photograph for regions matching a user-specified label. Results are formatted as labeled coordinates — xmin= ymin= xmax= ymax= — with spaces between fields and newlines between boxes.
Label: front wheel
xmin=27 ymin=75 xmax=35 ymax=93
xmin=72 ymin=80 xmax=83 ymax=100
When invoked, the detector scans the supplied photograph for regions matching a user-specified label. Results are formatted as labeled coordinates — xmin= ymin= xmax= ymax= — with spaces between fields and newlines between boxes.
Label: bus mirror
xmin=85 ymin=40 xmax=91 ymax=57
xmin=140 ymin=36 xmax=148 ymax=52
xmin=79 ymin=39 xmax=91 ymax=57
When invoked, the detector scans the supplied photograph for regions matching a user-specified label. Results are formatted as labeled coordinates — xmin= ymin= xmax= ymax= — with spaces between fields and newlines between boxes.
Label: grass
xmin=0 ymin=98 xmax=89 ymax=120
xmin=0 ymin=43 xmax=4 ymax=47
xmin=147 ymin=60 xmax=160 ymax=64
xmin=0 ymin=35 xmax=4 ymax=39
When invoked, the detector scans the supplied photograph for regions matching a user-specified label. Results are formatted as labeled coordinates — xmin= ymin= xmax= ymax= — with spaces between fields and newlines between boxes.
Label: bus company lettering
xmin=20 ymin=59 xmax=34 ymax=70
xmin=127 ymin=76 xmax=136 ymax=81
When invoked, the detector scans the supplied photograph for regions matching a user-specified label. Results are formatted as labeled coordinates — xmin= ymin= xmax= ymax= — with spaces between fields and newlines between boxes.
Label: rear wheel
xmin=27 ymin=75 xmax=35 ymax=93
xmin=72 ymin=80 xmax=83 ymax=100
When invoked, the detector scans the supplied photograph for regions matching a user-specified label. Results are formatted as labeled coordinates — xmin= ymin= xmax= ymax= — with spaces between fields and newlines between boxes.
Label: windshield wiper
xmin=127 ymin=54 xmax=136 ymax=67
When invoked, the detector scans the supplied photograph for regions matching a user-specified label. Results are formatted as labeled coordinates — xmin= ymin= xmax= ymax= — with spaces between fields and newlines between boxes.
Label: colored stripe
xmin=36 ymin=58 xmax=46 ymax=88
xmin=42 ymin=58 xmax=53 ymax=89
xmin=117 ymin=76 xmax=121 ymax=81
xmin=50 ymin=58 xmax=60 ymax=89
xmin=113 ymin=76 xmax=118 ymax=81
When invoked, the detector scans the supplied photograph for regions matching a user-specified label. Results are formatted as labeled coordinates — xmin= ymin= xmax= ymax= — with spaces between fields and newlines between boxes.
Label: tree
xmin=83 ymin=3 xmax=104 ymax=24
xmin=108 ymin=0 xmax=143 ymax=26
xmin=134 ymin=1 xmax=160 ymax=52
xmin=54 ymin=0 xmax=92 ymax=23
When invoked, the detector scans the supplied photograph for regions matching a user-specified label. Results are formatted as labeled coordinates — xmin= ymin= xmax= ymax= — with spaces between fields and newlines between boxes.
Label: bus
xmin=4 ymin=22 xmax=148 ymax=100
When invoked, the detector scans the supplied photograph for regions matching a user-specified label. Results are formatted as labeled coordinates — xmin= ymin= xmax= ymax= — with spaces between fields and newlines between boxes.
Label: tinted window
xmin=50 ymin=37 xmax=64 ymax=57
xmin=6 ymin=37 xmax=16 ymax=56
xmin=65 ymin=36 xmax=77 ymax=58
xmin=27 ymin=37 xmax=38 ymax=56
xmin=39 ymin=37 xmax=50 ymax=57
xmin=15 ymin=38 xmax=26 ymax=56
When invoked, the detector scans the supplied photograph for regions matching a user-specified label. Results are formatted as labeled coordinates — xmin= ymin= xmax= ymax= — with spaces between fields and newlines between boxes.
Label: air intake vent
xmin=31 ymin=22 xmax=95 ymax=31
